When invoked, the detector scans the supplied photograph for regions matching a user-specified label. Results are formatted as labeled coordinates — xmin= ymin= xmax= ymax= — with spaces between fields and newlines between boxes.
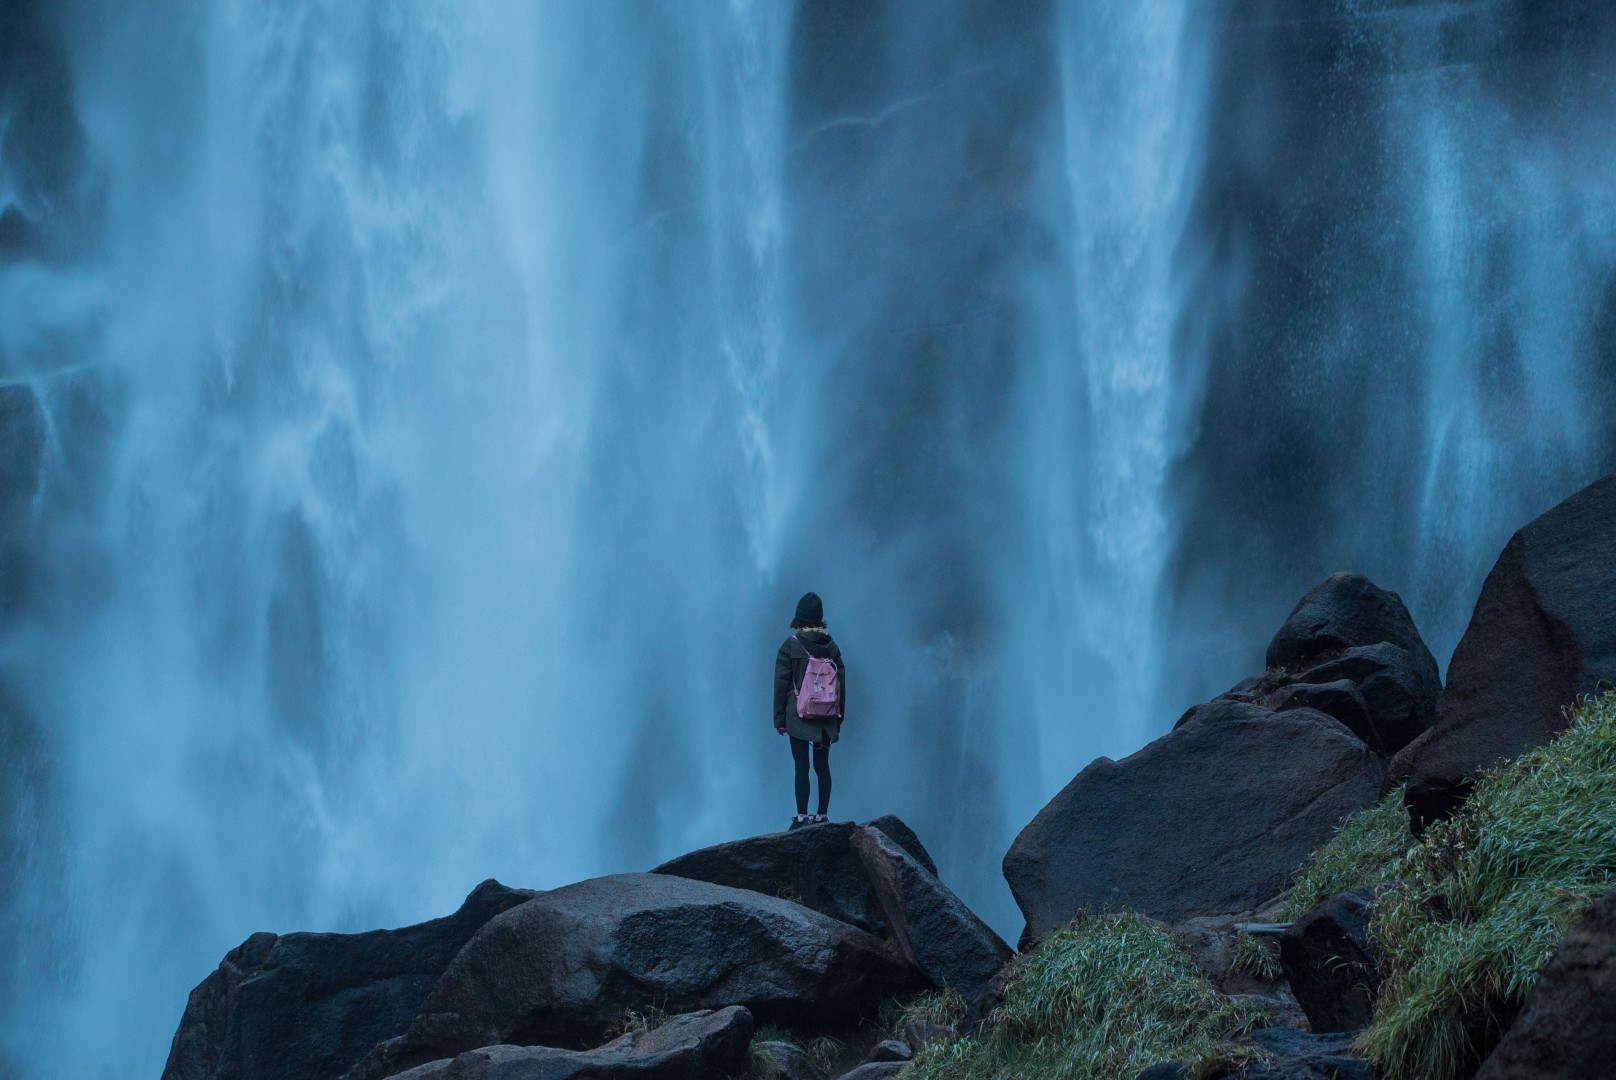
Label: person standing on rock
xmin=774 ymin=592 xmax=846 ymax=829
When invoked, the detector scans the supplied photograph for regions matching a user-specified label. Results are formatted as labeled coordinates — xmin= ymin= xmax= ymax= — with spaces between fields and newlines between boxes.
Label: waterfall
xmin=2 ymin=3 xmax=1613 ymax=1078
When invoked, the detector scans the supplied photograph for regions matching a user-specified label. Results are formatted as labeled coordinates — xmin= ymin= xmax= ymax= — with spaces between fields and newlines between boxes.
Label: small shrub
xmin=1281 ymin=786 xmax=1411 ymax=920
xmin=1359 ymin=693 xmax=1616 ymax=1080
xmin=1230 ymin=930 xmax=1282 ymax=982
xmin=906 ymin=912 xmax=1262 ymax=1080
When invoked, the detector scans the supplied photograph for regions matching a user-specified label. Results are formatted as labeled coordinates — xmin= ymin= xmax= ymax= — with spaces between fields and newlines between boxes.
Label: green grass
xmin=905 ymin=913 xmax=1263 ymax=1080
xmin=1230 ymin=930 xmax=1283 ymax=982
xmin=1280 ymin=785 xmax=1412 ymax=920
xmin=1357 ymin=692 xmax=1616 ymax=1080
xmin=745 ymin=1025 xmax=843 ymax=1078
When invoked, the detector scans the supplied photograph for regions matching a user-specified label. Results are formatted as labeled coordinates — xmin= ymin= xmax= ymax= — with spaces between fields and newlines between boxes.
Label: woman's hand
xmin=776 ymin=727 xmax=787 ymax=735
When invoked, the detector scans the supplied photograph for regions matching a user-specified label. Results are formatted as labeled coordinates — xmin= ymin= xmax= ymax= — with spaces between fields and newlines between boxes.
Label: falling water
xmin=2 ymin=3 xmax=1614 ymax=1078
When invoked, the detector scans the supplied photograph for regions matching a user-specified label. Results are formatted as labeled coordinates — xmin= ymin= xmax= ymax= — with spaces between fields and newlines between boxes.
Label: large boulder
xmin=161 ymin=879 xmax=533 ymax=1080
xmin=1005 ymin=701 xmax=1384 ymax=941
xmin=1279 ymin=886 xmax=1381 ymax=1033
xmin=1474 ymin=889 xmax=1616 ymax=1080
xmin=1266 ymin=573 xmax=1440 ymax=688
xmin=348 ymin=873 xmax=919 ymax=1078
xmin=1406 ymin=473 xmax=1616 ymax=827
xmin=851 ymin=826 xmax=1012 ymax=999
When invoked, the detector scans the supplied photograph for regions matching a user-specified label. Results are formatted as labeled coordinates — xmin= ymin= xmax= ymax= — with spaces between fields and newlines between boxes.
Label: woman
xmin=773 ymin=591 xmax=846 ymax=829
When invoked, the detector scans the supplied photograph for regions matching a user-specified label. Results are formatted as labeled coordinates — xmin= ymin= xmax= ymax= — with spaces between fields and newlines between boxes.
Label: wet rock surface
xmin=1280 ymin=885 xmax=1381 ymax=1034
xmin=1474 ymin=889 xmax=1616 ymax=1080
xmin=1004 ymin=700 xmax=1384 ymax=938
xmin=160 ymin=879 xmax=533 ymax=1080
xmin=347 ymin=873 xmax=919 ymax=1078
xmin=853 ymin=825 xmax=1011 ymax=999
xmin=1405 ymin=473 xmax=1616 ymax=828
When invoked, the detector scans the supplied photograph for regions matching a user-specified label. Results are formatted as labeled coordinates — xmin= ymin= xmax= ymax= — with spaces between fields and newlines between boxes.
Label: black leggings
xmin=790 ymin=736 xmax=831 ymax=816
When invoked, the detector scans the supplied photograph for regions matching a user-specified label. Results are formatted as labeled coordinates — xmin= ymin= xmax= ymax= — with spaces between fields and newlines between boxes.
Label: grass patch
xmin=1358 ymin=693 xmax=1616 ymax=1080
xmin=906 ymin=912 xmax=1263 ymax=1080
xmin=1280 ymin=785 xmax=1412 ymax=920
xmin=1230 ymin=930 xmax=1282 ymax=982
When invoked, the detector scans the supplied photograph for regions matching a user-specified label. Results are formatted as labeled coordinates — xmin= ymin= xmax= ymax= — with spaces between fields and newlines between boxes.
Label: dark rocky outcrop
xmin=1280 ymin=886 xmax=1381 ymax=1033
xmin=1215 ymin=575 xmax=1442 ymax=761
xmin=161 ymin=879 xmax=533 ymax=1080
xmin=852 ymin=826 xmax=1011 ymax=999
xmin=1266 ymin=573 xmax=1440 ymax=690
xmin=1004 ymin=701 xmax=1384 ymax=940
xmin=650 ymin=816 xmax=934 ymax=936
xmin=348 ymin=873 xmax=919 ymax=1079
xmin=651 ymin=822 xmax=884 ymax=933
xmin=1474 ymin=889 xmax=1616 ymax=1080
xmin=1174 ymin=915 xmax=1307 ymax=1029
xmin=750 ymin=1040 xmax=828 ymax=1080
xmin=1405 ymin=473 xmax=1616 ymax=828
xmin=389 ymin=1006 xmax=753 ymax=1080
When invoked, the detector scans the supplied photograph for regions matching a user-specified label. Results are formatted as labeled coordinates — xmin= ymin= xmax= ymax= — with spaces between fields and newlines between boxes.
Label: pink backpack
xmin=794 ymin=639 xmax=842 ymax=719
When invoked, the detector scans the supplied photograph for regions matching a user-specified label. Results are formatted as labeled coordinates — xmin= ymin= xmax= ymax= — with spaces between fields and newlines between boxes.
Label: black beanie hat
xmin=791 ymin=592 xmax=825 ymax=628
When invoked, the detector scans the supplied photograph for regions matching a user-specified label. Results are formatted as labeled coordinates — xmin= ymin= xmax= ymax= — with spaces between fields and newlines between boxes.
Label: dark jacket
xmin=774 ymin=630 xmax=846 ymax=744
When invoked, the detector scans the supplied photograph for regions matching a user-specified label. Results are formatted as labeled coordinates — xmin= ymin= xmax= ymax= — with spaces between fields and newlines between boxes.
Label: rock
xmin=650 ymin=815 xmax=935 ymax=936
xmin=1175 ymin=915 xmax=1281 ymax=995
xmin=853 ymin=826 xmax=1012 ymax=999
xmin=348 ymin=873 xmax=919 ymax=1078
xmin=902 ymin=1020 xmax=957 ymax=1051
xmin=838 ymin=1064 xmax=911 ymax=1080
xmin=1136 ymin=1066 xmax=1185 ymax=1080
xmin=160 ymin=879 xmax=533 ymax=1080
xmin=1265 ymin=573 xmax=1439 ymax=689
xmin=751 ymin=1040 xmax=828 ymax=1080
xmin=1291 ymin=643 xmax=1439 ymax=759
xmin=1474 ymin=889 xmax=1616 ymax=1080
xmin=1406 ymin=473 xmax=1616 ymax=827
xmin=652 ymin=822 xmax=885 ymax=934
xmin=862 ymin=1039 xmax=914 ymax=1064
xmin=1280 ymin=885 xmax=1381 ymax=1033
xmin=865 ymin=814 xmax=940 ymax=877
xmin=390 ymin=1005 xmax=753 ymax=1080
xmin=1225 ymin=1029 xmax=1375 ymax=1079
xmin=1267 ymin=680 xmax=1373 ymax=748
xmin=1004 ymin=701 xmax=1384 ymax=939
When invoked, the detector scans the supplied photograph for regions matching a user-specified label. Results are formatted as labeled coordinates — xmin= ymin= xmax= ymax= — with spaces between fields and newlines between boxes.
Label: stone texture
xmin=1004 ymin=701 xmax=1384 ymax=940
xmin=346 ymin=873 xmax=918 ymax=1079
xmin=750 ymin=1040 xmax=827 ymax=1080
xmin=838 ymin=1064 xmax=911 ymax=1080
xmin=1265 ymin=573 xmax=1439 ymax=690
xmin=1280 ymin=885 xmax=1381 ymax=1033
xmin=1406 ymin=473 xmax=1616 ymax=827
xmin=389 ymin=1006 xmax=753 ymax=1080
xmin=853 ymin=826 xmax=1012 ymax=999
xmin=161 ymin=879 xmax=533 ymax=1080
xmin=1474 ymin=889 xmax=1616 ymax=1080
xmin=651 ymin=822 xmax=883 ymax=933
xmin=1226 ymin=1029 xmax=1375 ymax=1080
